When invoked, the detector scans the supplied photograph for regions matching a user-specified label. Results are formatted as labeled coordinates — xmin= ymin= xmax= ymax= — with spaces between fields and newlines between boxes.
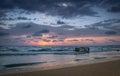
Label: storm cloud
xmin=0 ymin=32 xmax=9 ymax=36
xmin=32 ymin=29 xmax=50 ymax=36
xmin=0 ymin=0 xmax=101 ymax=18
xmin=105 ymin=31 xmax=117 ymax=35
xmin=0 ymin=0 xmax=120 ymax=46
xmin=85 ymin=19 xmax=120 ymax=35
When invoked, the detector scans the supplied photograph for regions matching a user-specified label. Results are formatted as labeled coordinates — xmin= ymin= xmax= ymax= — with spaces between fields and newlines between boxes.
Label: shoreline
xmin=1 ymin=57 xmax=120 ymax=76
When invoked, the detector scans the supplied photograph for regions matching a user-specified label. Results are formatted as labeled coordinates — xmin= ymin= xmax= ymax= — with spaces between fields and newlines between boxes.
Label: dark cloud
xmin=21 ymin=24 xmax=32 ymax=29
xmin=106 ymin=0 xmax=120 ymax=4
xmin=97 ymin=0 xmax=120 ymax=13
xmin=0 ymin=22 xmax=91 ymax=38
xmin=48 ymin=35 xmax=58 ymax=38
xmin=0 ymin=22 xmax=120 ymax=45
xmin=105 ymin=31 xmax=117 ymax=35
xmin=108 ymin=6 xmax=120 ymax=12
xmin=0 ymin=32 xmax=9 ymax=36
xmin=0 ymin=22 xmax=119 ymax=42
xmin=52 ymin=39 xmax=64 ymax=42
xmin=0 ymin=22 xmax=7 ymax=29
xmin=0 ymin=0 xmax=99 ymax=18
xmin=85 ymin=39 xmax=94 ymax=41
xmin=85 ymin=19 xmax=120 ymax=34
xmin=53 ymin=3 xmax=97 ymax=18
xmin=52 ymin=40 xmax=57 ymax=42
xmin=39 ymin=29 xmax=50 ymax=33
xmin=86 ymin=39 xmax=96 ymax=43
xmin=58 ymin=39 xmax=64 ymax=42
xmin=32 ymin=31 xmax=42 ymax=36
xmin=26 ymin=35 xmax=31 ymax=38
xmin=5 ymin=22 xmax=52 ymax=36
xmin=0 ymin=21 xmax=119 ymax=38
xmin=80 ymin=39 xmax=96 ymax=44
xmin=0 ymin=22 xmax=6 ymax=25
xmin=43 ymin=39 xmax=51 ymax=42
xmin=0 ymin=17 xmax=14 ymax=20
xmin=59 ymin=25 xmax=74 ymax=28
xmin=57 ymin=20 xmax=65 ymax=24
xmin=17 ymin=16 xmax=29 ymax=20
xmin=0 ymin=0 xmax=120 ymax=19
xmin=0 ymin=16 xmax=29 ymax=20
xmin=68 ymin=39 xmax=79 ymax=42
xmin=32 ymin=29 xmax=50 ymax=36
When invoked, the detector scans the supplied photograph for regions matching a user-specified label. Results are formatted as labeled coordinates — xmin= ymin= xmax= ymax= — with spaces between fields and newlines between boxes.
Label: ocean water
xmin=0 ymin=45 xmax=120 ymax=74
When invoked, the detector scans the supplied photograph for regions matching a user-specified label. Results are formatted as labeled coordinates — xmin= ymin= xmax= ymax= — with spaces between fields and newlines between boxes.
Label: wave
xmin=0 ymin=51 xmax=86 ymax=56
xmin=0 ymin=53 xmax=40 ymax=56
xmin=0 ymin=49 xmax=19 ymax=52
xmin=0 ymin=46 xmax=120 ymax=56
xmin=28 ymin=49 xmax=52 ymax=52
xmin=0 ymin=46 xmax=75 ymax=52
xmin=4 ymin=62 xmax=47 ymax=68
xmin=94 ymin=57 xmax=107 ymax=59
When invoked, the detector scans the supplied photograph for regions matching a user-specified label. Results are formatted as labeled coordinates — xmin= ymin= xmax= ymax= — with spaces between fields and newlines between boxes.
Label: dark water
xmin=0 ymin=45 xmax=120 ymax=55
xmin=0 ymin=45 xmax=120 ymax=74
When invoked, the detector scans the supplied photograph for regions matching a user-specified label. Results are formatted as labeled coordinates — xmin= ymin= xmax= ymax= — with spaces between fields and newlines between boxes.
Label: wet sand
xmin=1 ymin=59 xmax=120 ymax=76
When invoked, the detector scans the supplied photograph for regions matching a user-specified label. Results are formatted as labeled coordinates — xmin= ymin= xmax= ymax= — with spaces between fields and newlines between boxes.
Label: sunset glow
xmin=25 ymin=36 xmax=120 ymax=46
xmin=0 ymin=0 xmax=120 ymax=46
xmin=38 ymin=41 xmax=52 ymax=46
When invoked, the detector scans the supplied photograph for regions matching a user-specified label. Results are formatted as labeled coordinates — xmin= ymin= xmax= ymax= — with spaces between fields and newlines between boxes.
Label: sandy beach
xmin=1 ymin=59 xmax=120 ymax=76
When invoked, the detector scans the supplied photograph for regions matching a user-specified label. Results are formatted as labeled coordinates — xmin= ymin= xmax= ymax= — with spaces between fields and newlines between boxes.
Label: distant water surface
xmin=0 ymin=45 xmax=120 ymax=74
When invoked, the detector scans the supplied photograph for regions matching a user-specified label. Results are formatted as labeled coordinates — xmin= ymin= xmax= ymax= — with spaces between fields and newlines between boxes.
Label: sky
xmin=0 ymin=0 xmax=120 ymax=46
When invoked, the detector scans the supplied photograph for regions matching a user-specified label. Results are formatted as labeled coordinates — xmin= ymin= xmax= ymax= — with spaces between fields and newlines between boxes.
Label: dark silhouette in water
xmin=116 ymin=49 xmax=120 ymax=51
xmin=74 ymin=47 xmax=89 ymax=53
xmin=74 ymin=48 xmax=80 ymax=52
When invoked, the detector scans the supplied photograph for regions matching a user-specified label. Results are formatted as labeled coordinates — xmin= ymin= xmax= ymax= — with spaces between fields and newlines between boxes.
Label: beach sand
xmin=1 ymin=59 xmax=120 ymax=76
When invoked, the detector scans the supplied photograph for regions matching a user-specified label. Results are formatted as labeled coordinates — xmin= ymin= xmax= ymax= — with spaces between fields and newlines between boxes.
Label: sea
xmin=0 ymin=45 xmax=120 ymax=74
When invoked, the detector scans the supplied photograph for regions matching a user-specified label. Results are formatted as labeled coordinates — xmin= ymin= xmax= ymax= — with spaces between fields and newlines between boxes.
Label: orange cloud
xmin=28 ymin=36 xmax=120 ymax=46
